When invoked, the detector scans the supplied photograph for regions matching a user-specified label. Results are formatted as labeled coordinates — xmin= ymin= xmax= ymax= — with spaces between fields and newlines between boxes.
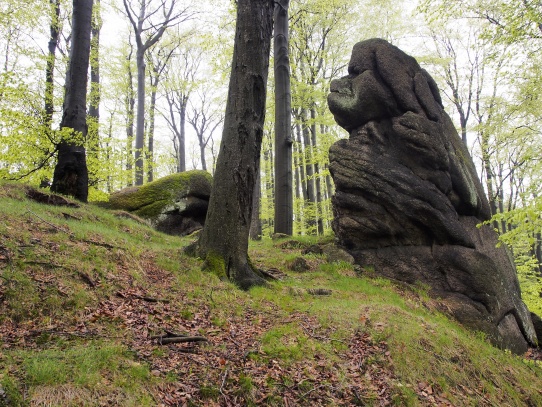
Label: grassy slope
xmin=1 ymin=181 xmax=542 ymax=406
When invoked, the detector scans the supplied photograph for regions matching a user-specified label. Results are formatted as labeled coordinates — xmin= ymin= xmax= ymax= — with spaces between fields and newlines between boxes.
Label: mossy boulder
xmin=104 ymin=170 xmax=212 ymax=236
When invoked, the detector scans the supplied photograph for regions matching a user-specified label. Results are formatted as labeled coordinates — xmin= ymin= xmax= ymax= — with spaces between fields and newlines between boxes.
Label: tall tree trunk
xmin=88 ymin=0 xmax=101 ymax=126
xmin=147 ymin=68 xmax=158 ymax=182
xmin=293 ymin=132 xmax=301 ymax=199
xmin=88 ymin=0 xmax=101 ymax=185
xmin=125 ymin=46 xmax=135 ymax=185
xmin=310 ymin=107 xmax=323 ymax=235
xmin=51 ymin=0 xmax=93 ymax=202
xmin=179 ymin=95 xmax=187 ymax=172
xmin=536 ymin=233 xmax=542 ymax=275
xmin=301 ymin=108 xmax=316 ymax=233
xmin=134 ymin=48 xmax=145 ymax=185
xmin=295 ymin=121 xmax=307 ymax=201
xmin=263 ymin=141 xmax=275 ymax=233
xmin=199 ymin=141 xmax=208 ymax=171
xmin=106 ymin=110 xmax=114 ymax=193
xmin=273 ymin=0 xmax=293 ymax=235
xmin=45 ymin=0 xmax=61 ymax=129
xmin=197 ymin=0 xmax=274 ymax=289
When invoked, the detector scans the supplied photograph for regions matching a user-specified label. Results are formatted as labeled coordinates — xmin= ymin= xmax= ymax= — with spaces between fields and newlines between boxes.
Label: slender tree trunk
xmin=45 ymin=0 xmax=61 ymax=129
xmin=199 ymin=141 xmax=207 ymax=171
xmin=106 ymin=110 xmax=114 ymax=192
xmin=263 ymin=142 xmax=275 ymax=233
xmin=273 ymin=0 xmax=293 ymax=235
xmin=88 ymin=0 xmax=101 ymax=125
xmin=51 ymin=0 xmax=93 ymax=202
xmin=480 ymin=130 xmax=498 ymax=231
xmin=293 ymin=139 xmax=301 ymax=201
xmin=179 ymin=95 xmax=187 ymax=172
xmin=301 ymin=109 xmax=316 ymax=233
xmin=310 ymin=107 xmax=323 ymax=234
xmin=536 ymin=233 xmax=542 ymax=275
xmin=125 ymin=48 xmax=135 ymax=185
xmin=88 ymin=0 xmax=101 ymax=185
xmin=295 ymin=121 xmax=307 ymax=201
xmin=147 ymin=68 xmax=158 ymax=182
xmin=134 ymin=49 xmax=146 ymax=185
xmin=197 ymin=0 xmax=274 ymax=289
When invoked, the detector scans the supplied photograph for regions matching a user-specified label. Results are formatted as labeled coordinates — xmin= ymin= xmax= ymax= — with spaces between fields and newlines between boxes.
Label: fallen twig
xmin=220 ymin=367 xmax=229 ymax=394
xmin=78 ymin=271 xmax=97 ymax=288
xmin=151 ymin=331 xmax=208 ymax=345
xmin=134 ymin=295 xmax=170 ymax=303
xmin=116 ymin=291 xmax=169 ymax=303
xmin=156 ymin=336 xmax=208 ymax=345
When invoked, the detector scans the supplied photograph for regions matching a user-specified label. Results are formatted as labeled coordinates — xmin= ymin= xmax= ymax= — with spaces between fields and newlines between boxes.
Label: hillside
xmin=1 ymin=181 xmax=542 ymax=406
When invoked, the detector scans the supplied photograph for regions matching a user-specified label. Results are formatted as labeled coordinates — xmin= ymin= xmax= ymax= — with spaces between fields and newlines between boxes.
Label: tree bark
xmin=134 ymin=48 xmax=145 ymax=185
xmin=197 ymin=0 xmax=274 ymax=289
xmin=88 ymin=0 xmax=101 ymax=185
xmin=147 ymin=66 xmax=158 ymax=182
xmin=250 ymin=171 xmax=262 ymax=240
xmin=45 ymin=0 xmax=61 ymax=129
xmin=125 ymin=44 xmax=135 ymax=185
xmin=311 ymin=107 xmax=323 ymax=235
xmin=88 ymin=0 xmax=101 ymax=126
xmin=51 ymin=0 xmax=93 ymax=202
xmin=273 ymin=0 xmax=293 ymax=235
xmin=179 ymin=96 xmax=186 ymax=172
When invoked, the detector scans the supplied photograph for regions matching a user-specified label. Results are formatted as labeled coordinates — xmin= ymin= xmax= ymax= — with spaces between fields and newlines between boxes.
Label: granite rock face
xmin=104 ymin=170 xmax=212 ymax=236
xmin=327 ymin=38 xmax=536 ymax=353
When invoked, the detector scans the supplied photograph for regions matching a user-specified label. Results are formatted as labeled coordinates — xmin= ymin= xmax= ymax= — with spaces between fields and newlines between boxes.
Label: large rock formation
xmin=327 ymin=38 xmax=537 ymax=353
xmin=104 ymin=170 xmax=212 ymax=236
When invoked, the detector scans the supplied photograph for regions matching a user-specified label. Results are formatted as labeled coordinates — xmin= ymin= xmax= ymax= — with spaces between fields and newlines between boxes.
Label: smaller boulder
xmin=288 ymin=257 xmax=310 ymax=272
xmin=104 ymin=170 xmax=212 ymax=236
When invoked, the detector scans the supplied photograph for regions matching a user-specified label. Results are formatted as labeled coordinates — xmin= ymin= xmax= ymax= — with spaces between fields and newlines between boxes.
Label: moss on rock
xmin=105 ymin=171 xmax=211 ymax=215
xmin=102 ymin=171 xmax=212 ymax=236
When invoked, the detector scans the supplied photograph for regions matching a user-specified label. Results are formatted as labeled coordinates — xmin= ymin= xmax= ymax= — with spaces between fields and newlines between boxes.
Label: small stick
xmin=220 ymin=367 xmax=230 ymax=394
xmin=155 ymin=336 xmax=208 ymax=345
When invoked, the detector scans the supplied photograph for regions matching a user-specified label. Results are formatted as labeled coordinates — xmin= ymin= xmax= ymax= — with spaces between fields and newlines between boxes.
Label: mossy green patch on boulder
xmin=103 ymin=171 xmax=212 ymax=236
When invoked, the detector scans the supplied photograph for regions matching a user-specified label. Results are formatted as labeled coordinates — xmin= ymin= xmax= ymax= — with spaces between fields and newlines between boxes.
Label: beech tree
xmin=186 ymin=88 xmax=223 ymax=172
xmin=45 ymin=0 xmax=62 ymax=131
xmin=197 ymin=0 xmax=274 ymax=289
xmin=87 ymin=0 xmax=101 ymax=187
xmin=162 ymin=39 xmax=201 ymax=173
xmin=122 ymin=0 xmax=190 ymax=185
xmin=146 ymin=41 xmax=176 ymax=182
xmin=51 ymin=0 xmax=93 ymax=202
xmin=273 ymin=0 xmax=293 ymax=235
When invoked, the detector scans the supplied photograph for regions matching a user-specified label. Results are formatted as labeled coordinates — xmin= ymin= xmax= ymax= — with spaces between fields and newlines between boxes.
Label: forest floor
xmin=1 ymin=181 xmax=542 ymax=406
